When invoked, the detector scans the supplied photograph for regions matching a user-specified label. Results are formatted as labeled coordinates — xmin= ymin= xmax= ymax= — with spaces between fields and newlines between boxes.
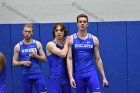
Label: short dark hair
xmin=77 ymin=14 xmax=88 ymax=22
xmin=52 ymin=23 xmax=68 ymax=38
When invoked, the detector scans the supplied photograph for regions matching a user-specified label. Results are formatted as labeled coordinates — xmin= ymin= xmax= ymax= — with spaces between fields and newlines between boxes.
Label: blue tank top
xmin=47 ymin=42 xmax=68 ymax=78
xmin=19 ymin=39 xmax=41 ymax=74
xmin=0 ymin=66 xmax=6 ymax=89
xmin=72 ymin=33 xmax=96 ymax=75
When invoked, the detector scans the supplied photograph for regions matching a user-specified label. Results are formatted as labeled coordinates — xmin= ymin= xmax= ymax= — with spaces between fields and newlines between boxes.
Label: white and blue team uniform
xmin=72 ymin=33 xmax=101 ymax=93
xmin=47 ymin=41 xmax=71 ymax=93
xmin=19 ymin=39 xmax=47 ymax=93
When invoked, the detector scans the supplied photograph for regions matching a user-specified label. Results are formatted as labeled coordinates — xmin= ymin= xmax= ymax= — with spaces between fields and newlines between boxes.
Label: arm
xmin=0 ymin=52 xmax=6 ymax=72
xmin=46 ymin=37 xmax=69 ymax=58
xmin=0 ymin=60 xmax=2 ymax=72
xmin=13 ymin=44 xmax=31 ymax=66
xmin=30 ymin=41 xmax=46 ymax=62
xmin=93 ymin=36 xmax=109 ymax=87
xmin=66 ymin=36 xmax=76 ymax=88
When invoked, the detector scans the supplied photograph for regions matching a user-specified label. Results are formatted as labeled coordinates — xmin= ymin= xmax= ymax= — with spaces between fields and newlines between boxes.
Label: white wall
xmin=0 ymin=0 xmax=140 ymax=23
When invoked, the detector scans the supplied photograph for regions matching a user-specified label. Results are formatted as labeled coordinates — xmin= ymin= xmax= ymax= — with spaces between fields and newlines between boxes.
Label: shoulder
xmin=0 ymin=52 xmax=5 ymax=60
xmin=35 ymin=40 xmax=42 ymax=47
xmin=69 ymin=34 xmax=76 ymax=44
xmin=35 ymin=40 xmax=41 ymax=45
xmin=92 ymin=35 xmax=98 ymax=41
xmin=46 ymin=41 xmax=55 ymax=46
xmin=33 ymin=40 xmax=43 ymax=50
xmin=46 ymin=41 xmax=56 ymax=49
xmin=14 ymin=43 xmax=20 ymax=52
xmin=92 ymin=35 xmax=99 ymax=47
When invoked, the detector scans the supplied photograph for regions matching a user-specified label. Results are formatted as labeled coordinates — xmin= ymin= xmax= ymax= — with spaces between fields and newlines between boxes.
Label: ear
xmin=77 ymin=22 xmax=79 ymax=27
xmin=32 ymin=31 xmax=34 ymax=35
xmin=22 ymin=30 xmax=24 ymax=34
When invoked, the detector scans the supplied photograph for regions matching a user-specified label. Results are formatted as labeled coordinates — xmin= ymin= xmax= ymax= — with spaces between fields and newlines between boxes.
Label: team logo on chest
xmin=75 ymin=44 xmax=93 ymax=48
xmin=22 ymin=48 xmax=37 ymax=54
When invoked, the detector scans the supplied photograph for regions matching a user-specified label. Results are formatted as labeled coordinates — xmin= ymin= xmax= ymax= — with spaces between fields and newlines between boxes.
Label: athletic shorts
xmin=75 ymin=71 xmax=101 ymax=93
xmin=48 ymin=75 xmax=71 ymax=93
xmin=22 ymin=73 xmax=47 ymax=93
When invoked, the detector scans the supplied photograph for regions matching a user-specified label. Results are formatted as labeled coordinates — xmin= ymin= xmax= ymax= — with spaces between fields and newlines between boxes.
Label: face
xmin=23 ymin=27 xmax=33 ymax=40
xmin=77 ymin=17 xmax=88 ymax=31
xmin=54 ymin=25 xmax=64 ymax=40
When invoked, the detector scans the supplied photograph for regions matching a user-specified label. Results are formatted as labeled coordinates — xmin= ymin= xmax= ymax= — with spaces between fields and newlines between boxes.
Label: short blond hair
xmin=24 ymin=23 xmax=34 ymax=31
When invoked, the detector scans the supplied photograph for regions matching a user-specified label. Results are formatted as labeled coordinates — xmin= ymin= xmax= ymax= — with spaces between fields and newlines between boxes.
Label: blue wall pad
xmin=98 ymin=22 xmax=127 ymax=93
xmin=0 ymin=24 xmax=12 ymax=93
xmin=127 ymin=21 xmax=140 ymax=93
xmin=0 ymin=21 xmax=140 ymax=93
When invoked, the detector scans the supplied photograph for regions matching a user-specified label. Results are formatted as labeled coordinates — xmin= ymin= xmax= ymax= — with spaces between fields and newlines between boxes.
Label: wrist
xmin=64 ymin=42 xmax=68 ymax=46
xmin=19 ymin=61 xmax=24 ymax=66
xmin=35 ymin=54 xmax=39 ymax=59
xmin=103 ymin=77 xmax=107 ymax=80
xmin=69 ymin=75 xmax=74 ymax=79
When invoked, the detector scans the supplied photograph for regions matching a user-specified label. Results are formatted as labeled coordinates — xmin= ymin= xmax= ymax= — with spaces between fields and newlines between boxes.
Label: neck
xmin=77 ymin=30 xmax=88 ymax=38
xmin=23 ymin=38 xmax=32 ymax=44
xmin=54 ymin=38 xmax=63 ymax=45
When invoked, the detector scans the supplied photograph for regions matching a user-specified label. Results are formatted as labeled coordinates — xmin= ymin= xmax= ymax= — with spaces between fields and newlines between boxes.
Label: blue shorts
xmin=75 ymin=71 xmax=101 ymax=93
xmin=22 ymin=73 xmax=47 ymax=93
xmin=48 ymin=75 xmax=71 ymax=93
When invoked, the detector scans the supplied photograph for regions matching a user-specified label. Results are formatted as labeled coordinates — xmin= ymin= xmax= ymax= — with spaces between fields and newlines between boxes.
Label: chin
xmin=80 ymin=29 xmax=85 ymax=31
xmin=57 ymin=37 xmax=63 ymax=40
xmin=25 ymin=37 xmax=31 ymax=40
xmin=58 ymin=38 xmax=63 ymax=40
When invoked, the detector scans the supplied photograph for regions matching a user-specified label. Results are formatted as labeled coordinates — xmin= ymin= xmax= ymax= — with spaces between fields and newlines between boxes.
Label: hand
xmin=70 ymin=77 xmax=76 ymax=88
xmin=22 ymin=61 xmax=31 ymax=67
xmin=102 ymin=78 xmax=109 ymax=87
xmin=64 ymin=36 xmax=70 ymax=45
xmin=29 ymin=51 xmax=37 ymax=58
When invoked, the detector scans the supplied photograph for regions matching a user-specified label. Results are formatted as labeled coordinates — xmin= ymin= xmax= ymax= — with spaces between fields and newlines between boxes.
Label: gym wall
xmin=0 ymin=21 xmax=140 ymax=93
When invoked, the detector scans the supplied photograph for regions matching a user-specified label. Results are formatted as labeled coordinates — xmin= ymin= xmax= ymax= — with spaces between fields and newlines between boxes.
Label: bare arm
xmin=93 ymin=36 xmax=108 ymax=86
xmin=13 ymin=44 xmax=22 ymax=66
xmin=0 ymin=52 xmax=6 ymax=72
xmin=30 ymin=41 xmax=46 ymax=62
xmin=67 ymin=36 xmax=76 ymax=88
xmin=46 ymin=37 xmax=69 ymax=58
xmin=13 ymin=44 xmax=31 ymax=66
xmin=0 ymin=61 xmax=2 ymax=72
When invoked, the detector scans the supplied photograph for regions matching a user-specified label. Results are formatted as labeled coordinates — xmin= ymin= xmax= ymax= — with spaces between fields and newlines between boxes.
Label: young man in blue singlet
xmin=67 ymin=14 xmax=109 ymax=93
xmin=0 ymin=52 xmax=8 ymax=93
xmin=46 ymin=23 xmax=71 ymax=93
xmin=12 ymin=24 xmax=47 ymax=93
